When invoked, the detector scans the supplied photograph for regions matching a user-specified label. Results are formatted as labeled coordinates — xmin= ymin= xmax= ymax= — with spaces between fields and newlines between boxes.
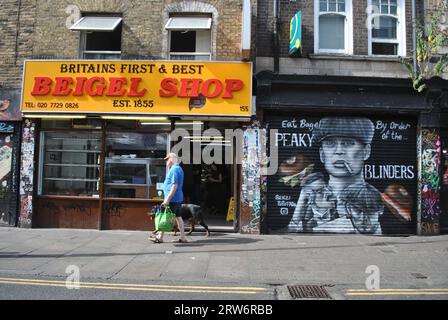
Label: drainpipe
xmin=273 ymin=0 xmax=279 ymax=73
xmin=412 ymin=0 xmax=417 ymax=73
xmin=14 ymin=0 xmax=22 ymax=66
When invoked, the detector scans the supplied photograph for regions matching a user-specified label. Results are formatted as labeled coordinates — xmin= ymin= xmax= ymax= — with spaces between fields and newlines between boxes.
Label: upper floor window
xmin=314 ymin=0 xmax=353 ymax=54
xmin=368 ymin=0 xmax=406 ymax=56
xmin=71 ymin=16 xmax=122 ymax=59
xmin=165 ymin=16 xmax=212 ymax=61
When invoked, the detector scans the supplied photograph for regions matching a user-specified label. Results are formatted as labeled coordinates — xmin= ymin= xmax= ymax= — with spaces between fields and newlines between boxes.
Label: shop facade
xmin=255 ymin=73 xmax=429 ymax=235
xmin=20 ymin=60 xmax=253 ymax=231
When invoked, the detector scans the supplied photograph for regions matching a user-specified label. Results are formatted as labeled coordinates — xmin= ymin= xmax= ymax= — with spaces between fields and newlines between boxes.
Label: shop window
xmin=104 ymin=132 xmax=168 ymax=199
xmin=314 ymin=0 xmax=353 ymax=54
xmin=368 ymin=0 xmax=406 ymax=56
xmin=70 ymin=16 xmax=122 ymax=59
xmin=39 ymin=132 xmax=101 ymax=197
xmin=166 ymin=16 xmax=212 ymax=60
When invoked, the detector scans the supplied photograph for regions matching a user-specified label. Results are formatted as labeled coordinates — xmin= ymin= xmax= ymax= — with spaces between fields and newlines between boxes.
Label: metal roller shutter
xmin=266 ymin=114 xmax=417 ymax=235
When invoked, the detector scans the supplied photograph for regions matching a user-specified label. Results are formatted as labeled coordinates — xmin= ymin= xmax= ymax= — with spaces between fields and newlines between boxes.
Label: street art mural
xmin=0 ymin=89 xmax=21 ymax=226
xmin=0 ymin=130 xmax=13 ymax=225
xmin=420 ymin=128 xmax=441 ymax=235
xmin=0 ymin=90 xmax=21 ymax=121
xmin=19 ymin=119 xmax=36 ymax=228
xmin=267 ymin=116 xmax=417 ymax=235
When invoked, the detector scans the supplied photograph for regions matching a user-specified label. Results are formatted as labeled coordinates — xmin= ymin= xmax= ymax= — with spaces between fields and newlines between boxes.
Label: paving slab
xmin=0 ymin=227 xmax=447 ymax=297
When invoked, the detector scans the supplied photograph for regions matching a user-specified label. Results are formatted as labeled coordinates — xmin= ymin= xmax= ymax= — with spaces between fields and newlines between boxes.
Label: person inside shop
xmin=201 ymin=163 xmax=223 ymax=215
xmin=149 ymin=152 xmax=187 ymax=243
xmin=191 ymin=164 xmax=202 ymax=205
xmin=289 ymin=117 xmax=384 ymax=234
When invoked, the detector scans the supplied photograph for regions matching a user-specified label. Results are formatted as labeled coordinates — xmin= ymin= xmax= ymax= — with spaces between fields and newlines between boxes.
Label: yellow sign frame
xmin=21 ymin=60 xmax=252 ymax=117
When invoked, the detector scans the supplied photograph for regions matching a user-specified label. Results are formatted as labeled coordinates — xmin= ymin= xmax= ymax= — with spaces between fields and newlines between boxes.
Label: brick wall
xmin=0 ymin=0 xmax=36 ymax=89
xmin=256 ymin=0 xmax=424 ymax=77
xmin=1 ymin=0 xmax=253 ymax=89
xmin=259 ymin=0 xmax=420 ymax=57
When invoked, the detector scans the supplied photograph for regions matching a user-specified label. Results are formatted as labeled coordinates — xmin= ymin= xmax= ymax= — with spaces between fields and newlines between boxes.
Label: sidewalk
xmin=0 ymin=227 xmax=447 ymax=296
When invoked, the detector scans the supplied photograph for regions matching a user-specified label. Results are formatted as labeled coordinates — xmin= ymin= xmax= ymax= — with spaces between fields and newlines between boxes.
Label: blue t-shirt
xmin=163 ymin=164 xmax=184 ymax=203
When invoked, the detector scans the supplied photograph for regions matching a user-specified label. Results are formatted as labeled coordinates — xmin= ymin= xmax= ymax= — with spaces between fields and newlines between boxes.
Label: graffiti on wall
xmin=268 ymin=116 xmax=417 ymax=235
xmin=0 ymin=90 xmax=21 ymax=121
xmin=18 ymin=119 xmax=36 ymax=228
xmin=420 ymin=128 xmax=441 ymax=235
xmin=0 ymin=131 xmax=13 ymax=225
xmin=103 ymin=203 xmax=125 ymax=218
xmin=240 ymin=123 xmax=262 ymax=234
xmin=19 ymin=195 xmax=33 ymax=227
xmin=62 ymin=203 xmax=92 ymax=216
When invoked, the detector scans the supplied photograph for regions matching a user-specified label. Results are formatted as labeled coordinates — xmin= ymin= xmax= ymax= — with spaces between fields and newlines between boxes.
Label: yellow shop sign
xmin=21 ymin=60 xmax=252 ymax=117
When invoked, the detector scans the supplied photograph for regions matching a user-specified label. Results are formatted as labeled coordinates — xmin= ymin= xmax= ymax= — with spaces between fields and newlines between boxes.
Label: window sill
xmin=103 ymin=198 xmax=163 ymax=203
xmin=38 ymin=195 xmax=101 ymax=200
xmin=308 ymin=54 xmax=403 ymax=62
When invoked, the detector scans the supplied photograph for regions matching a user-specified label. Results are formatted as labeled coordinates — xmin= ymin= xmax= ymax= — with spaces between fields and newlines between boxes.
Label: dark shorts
xmin=168 ymin=202 xmax=182 ymax=217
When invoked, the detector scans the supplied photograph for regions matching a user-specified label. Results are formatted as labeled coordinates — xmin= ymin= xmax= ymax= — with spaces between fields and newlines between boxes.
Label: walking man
xmin=150 ymin=152 xmax=187 ymax=243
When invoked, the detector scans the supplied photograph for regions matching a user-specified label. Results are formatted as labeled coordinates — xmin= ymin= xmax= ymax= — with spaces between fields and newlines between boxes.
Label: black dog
xmin=148 ymin=204 xmax=210 ymax=237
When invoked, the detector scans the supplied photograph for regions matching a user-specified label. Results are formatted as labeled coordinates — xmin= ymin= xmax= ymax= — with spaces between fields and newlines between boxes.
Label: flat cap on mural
xmin=313 ymin=117 xmax=375 ymax=145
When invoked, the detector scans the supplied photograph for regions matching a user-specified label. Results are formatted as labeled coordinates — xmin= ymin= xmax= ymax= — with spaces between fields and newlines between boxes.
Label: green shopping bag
xmin=155 ymin=206 xmax=177 ymax=232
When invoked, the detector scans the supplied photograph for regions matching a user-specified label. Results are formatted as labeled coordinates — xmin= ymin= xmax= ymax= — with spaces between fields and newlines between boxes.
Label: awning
xmin=70 ymin=16 xmax=122 ymax=32
xmin=165 ymin=17 xmax=212 ymax=30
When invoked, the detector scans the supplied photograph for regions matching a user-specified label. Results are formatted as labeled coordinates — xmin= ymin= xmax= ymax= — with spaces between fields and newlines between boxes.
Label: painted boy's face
xmin=0 ymin=100 xmax=11 ymax=111
xmin=319 ymin=136 xmax=371 ymax=178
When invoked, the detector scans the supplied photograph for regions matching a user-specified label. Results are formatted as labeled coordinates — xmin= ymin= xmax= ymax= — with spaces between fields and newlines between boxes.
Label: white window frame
xmin=80 ymin=32 xmax=122 ymax=60
xmin=71 ymin=16 xmax=122 ymax=60
xmin=314 ymin=0 xmax=353 ymax=55
xmin=368 ymin=0 xmax=406 ymax=57
xmin=166 ymin=16 xmax=212 ymax=61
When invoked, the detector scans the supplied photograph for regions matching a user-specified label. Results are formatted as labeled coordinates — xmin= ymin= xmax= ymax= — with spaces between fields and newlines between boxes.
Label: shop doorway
xmin=177 ymin=122 xmax=238 ymax=232
xmin=440 ymin=130 xmax=448 ymax=234
xmin=182 ymin=163 xmax=234 ymax=230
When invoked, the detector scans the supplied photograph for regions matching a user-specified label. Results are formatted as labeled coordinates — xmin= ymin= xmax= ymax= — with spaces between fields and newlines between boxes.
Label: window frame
xmin=368 ymin=0 xmax=406 ymax=57
xmin=314 ymin=0 xmax=353 ymax=55
xmin=38 ymin=127 xmax=171 ymax=200
xmin=166 ymin=16 xmax=212 ymax=61
xmin=74 ymin=16 xmax=123 ymax=60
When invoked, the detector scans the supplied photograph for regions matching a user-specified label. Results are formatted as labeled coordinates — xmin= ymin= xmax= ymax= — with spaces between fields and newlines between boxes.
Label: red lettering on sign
xmin=222 ymin=79 xmax=243 ymax=98
xmin=85 ymin=77 xmax=106 ymax=96
xmin=127 ymin=78 xmax=147 ymax=97
xmin=106 ymin=77 xmax=127 ymax=97
xmin=201 ymin=79 xmax=222 ymax=98
xmin=28 ymin=75 xmax=245 ymax=100
xmin=159 ymin=78 xmax=244 ymax=99
xmin=159 ymin=78 xmax=178 ymax=97
xmin=73 ymin=77 xmax=87 ymax=96
xmin=52 ymin=77 xmax=73 ymax=96
xmin=31 ymin=77 xmax=53 ymax=96
xmin=179 ymin=79 xmax=202 ymax=98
